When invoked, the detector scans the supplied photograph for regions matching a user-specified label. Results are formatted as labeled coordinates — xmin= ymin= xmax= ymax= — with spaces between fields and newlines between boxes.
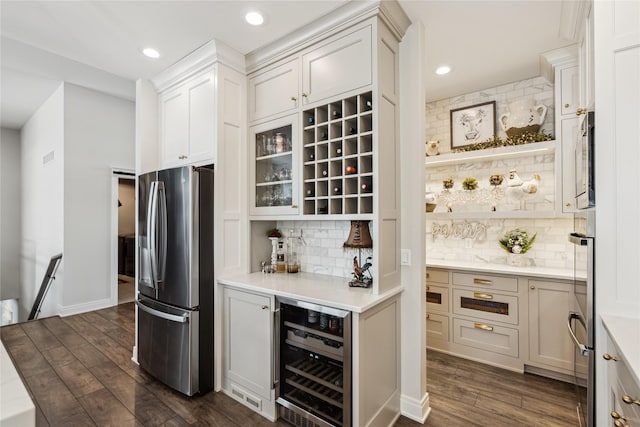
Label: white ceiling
xmin=0 ymin=0 xmax=574 ymax=130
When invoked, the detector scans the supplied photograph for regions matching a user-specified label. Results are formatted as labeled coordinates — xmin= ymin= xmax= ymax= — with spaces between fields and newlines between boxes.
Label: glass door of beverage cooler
xmin=276 ymin=298 xmax=351 ymax=427
xmin=250 ymin=114 xmax=299 ymax=215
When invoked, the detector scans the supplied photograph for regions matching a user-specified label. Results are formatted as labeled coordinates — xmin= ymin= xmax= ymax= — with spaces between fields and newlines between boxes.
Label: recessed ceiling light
xmin=245 ymin=11 xmax=264 ymax=26
xmin=142 ymin=48 xmax=160 ymax=59
xmin=435 ymin=66 xmax=451 ymax=75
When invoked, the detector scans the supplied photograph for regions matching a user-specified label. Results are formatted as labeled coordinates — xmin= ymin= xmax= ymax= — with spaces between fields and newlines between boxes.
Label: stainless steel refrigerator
xmin=136 ymin=164 xmax=214 ymax=396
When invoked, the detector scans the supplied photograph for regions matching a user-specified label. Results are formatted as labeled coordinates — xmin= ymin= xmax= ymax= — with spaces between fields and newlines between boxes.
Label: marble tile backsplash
xmin=276 ymin=220 xmax=371 ymax=278
xmin=426 ymin=76 xmax=554 ymax=153
xmin=427 ymin=217 xmax=574 ymax=269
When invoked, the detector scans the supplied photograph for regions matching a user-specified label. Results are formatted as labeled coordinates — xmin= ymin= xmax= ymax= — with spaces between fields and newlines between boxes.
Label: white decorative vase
xmin=507 ymin=252 xmax=529 ymax=267
xmin=499 ymin=99 xmax=548 ymax=138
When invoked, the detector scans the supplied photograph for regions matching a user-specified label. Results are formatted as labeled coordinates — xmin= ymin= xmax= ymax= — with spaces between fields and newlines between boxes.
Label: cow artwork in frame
xmin=450 ymin=101 xmax=496 ymax=149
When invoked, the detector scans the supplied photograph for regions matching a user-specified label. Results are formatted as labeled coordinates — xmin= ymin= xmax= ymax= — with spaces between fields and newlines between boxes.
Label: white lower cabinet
xmin=222 ymin=286 xmax=276 ymax=420
xmin=527 ymin=279 xmax=578 ymax=374
xmin=604 ymin=331 xmax=640 ymax=427
xmin=426 ymin=267 xmax=583 ymax=378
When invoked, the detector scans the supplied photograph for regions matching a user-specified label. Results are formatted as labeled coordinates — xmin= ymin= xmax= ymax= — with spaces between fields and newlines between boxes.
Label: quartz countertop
xmin=1 ymin=341 xmax=35 ymax=426
xmin=218 ymin=272 xmax=403 ymax=313
xmin=601 ymin=314 xmax=640 ymax=387
xmin=426 ymin=258 xmax=578 ymax=281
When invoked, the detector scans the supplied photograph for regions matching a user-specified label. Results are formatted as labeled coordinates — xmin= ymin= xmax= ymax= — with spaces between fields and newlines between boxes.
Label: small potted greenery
xmin=499 ymin=228 xmax=537 ymax=266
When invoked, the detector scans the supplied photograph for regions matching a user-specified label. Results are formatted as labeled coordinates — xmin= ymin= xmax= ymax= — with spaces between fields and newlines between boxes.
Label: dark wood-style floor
xmin=1 ymin=303 xmax=579 ymax=426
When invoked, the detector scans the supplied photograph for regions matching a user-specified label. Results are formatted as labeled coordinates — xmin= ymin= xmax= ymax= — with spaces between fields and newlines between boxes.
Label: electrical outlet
xmin=401 ymin=249 xmax=411 ymax=266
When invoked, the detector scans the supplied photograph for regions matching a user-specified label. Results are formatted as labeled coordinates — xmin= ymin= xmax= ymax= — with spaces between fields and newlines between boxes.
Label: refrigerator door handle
xmin=272 ymin=308 xmax=280 ymax=389
xmin=568 ymin=232 xmax=590 ymax=246
xmin=156 ymin=182 xmax=167 ymax=283
xmin=136 ymin=299 xmax=189 ymax=324
xmin=567 ymin=311 xmax=590 ymax=356
xmin=148 ymin=181 xmax=166 ymax=287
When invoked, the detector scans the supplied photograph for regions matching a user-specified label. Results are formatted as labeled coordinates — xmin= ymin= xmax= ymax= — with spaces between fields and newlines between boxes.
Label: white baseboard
xmin=400 ymin=392 xmax=430 ymax=424
xmin=57 ymin=297 xmax=113 ymax=317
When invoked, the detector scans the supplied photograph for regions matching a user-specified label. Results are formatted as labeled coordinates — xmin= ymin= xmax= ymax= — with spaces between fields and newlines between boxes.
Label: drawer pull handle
xmin=622 ymin=395 xmax=640 ymax=406
xmin=603 ymin=353 xmax=619 ymax=361
xmin=611 ymin=411 xmax=627 ymax=420
xmin=473 ymin=278 xmax=492 ymax=285
xmin=613 ymin=420 xmax=629 ymax=427
xmin=473 ymin=292 xmax=493 ymax=300
xmin=576 ymin=108 xmax=587 ymax=116
xmin=178 ymin=155 xmax=188 ymax=160
xmin=261 ymin=305 xmax=269 ymax=310
xmin=291 ymin=96 xmax=297 ymax=102
xmin=474 ymin=323 xmax=494 ymax=332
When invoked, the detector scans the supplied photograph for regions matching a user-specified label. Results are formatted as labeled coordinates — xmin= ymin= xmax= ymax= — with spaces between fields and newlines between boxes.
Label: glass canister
xmin=286 ymin=230 xmax=300 ymax=273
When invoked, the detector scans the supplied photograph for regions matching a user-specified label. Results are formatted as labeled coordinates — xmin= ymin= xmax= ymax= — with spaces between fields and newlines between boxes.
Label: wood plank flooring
xmin=1 ymin=303 xmax=579 ymax=426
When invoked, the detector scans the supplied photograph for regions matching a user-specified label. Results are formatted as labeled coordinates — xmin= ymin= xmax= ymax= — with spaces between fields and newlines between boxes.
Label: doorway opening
xmin=112 ymin=171 xmax=135 ymax=305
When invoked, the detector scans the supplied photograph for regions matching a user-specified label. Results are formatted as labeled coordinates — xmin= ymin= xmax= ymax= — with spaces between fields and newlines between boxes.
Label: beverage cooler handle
xmin=272 ymin=308 xmax=280 ymax=389
xmin=567 ymin=311 xmax=590 ymax=356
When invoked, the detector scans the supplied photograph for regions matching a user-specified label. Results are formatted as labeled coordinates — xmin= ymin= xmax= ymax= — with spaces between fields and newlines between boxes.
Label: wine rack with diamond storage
xmin=302 ymin=92 xmax=374 ymax=215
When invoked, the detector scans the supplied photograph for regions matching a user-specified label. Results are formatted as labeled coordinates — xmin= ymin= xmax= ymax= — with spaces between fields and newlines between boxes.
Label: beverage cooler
xmin=276 ymin=298 xmax=351 ymax=427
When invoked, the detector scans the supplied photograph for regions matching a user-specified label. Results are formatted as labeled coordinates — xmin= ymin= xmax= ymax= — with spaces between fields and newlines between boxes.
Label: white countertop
xmin=426 ymin=258 xmax=577 ymax=281
xmin=1 ymin=341 xmax=35 ymax=426
xmin=218 ymin=272 xmax=403 ymax=313
xmin=601 ymin=314 xmax=640 ymax=387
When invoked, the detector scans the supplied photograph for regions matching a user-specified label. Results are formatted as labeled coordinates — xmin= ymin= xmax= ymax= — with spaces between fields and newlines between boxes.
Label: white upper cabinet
xmin=578 ymin=1 xmax=594 ymax=112
xmin=301 ymin=26 xmax=372 ymax=106
xmin=248 ymin=59 xmax=300 ymax=123
xmin=559 ymin=65 xmax=580 ymax=116
xmin=159 ymin=68 xmax=216 ymax=169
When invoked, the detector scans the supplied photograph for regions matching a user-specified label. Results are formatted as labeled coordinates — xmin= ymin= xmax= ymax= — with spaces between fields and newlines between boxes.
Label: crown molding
xmin=152 ymin=39 xmax=245 ymax=92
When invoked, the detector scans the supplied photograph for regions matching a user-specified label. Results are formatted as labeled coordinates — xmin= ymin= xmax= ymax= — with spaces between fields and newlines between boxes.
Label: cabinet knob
xmin=613 ymin=420 xmax=629 ymax=427
xmin=302 ymin=92 xmax=309 ymax=98
xmin=426 ymin=273 xmax=430 ymax=279
xmin=530 ymin=285 xmax=536 ymax=290
xmin=291 ymin=96 xmax=297 ymax=102
xmin=179 ymin=155 xmax=188 ymax=160
xmin=426 ymin=286 xmax=430 ymax=291
xmin=426 ymin=314 xmax=430 ymax=320
xmin=564 ymin=103 xmax=570 ymax=108
xmin=566 ymin=202 xmax=572 ymax=207
xmin=576 ymin=108 xmax=587 ymax=116
xmin=622 ymin=395 xmax=640 ymax=406
xmin=291 ymin=204 xmax=298 ymax=209
xmin=261 ymin=305 xmax=269 ymax=310
xmin=603 ymin=353 xmax=619 ymax=361
xmin=611 ymin=411 xmax=627 ymax=420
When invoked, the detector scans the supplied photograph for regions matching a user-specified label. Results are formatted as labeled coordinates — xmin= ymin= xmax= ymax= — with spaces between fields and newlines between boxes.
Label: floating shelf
xmin=425 ymin=140 xmax=556 ymax=167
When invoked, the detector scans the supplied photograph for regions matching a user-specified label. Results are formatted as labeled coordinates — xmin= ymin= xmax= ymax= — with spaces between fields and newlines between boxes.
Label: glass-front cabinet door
xmin=250 ymin=114 xmax=299 ymax=215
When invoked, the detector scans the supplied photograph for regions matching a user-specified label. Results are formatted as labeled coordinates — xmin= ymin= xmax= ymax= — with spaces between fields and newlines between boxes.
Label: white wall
xmin=117 ymin=180 xmax=135 ymax=236
xmin=0 ymin=127 xmax=22 ymax=301
xmin=20 ymin=84 xmax=65 ymax=320
xmin=62 ymin=83 xmax=134 ymax=313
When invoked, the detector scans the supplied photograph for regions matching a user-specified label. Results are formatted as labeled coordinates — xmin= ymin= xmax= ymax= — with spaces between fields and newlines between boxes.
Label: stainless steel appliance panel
xmin=157 ymin=166 xmax=198 ymax=309
xmin=137 ymin=296 xmax=199 ymax=396
xmin=575 ymin=111 xmax=595 ymax=209
xmin=568 ymin=209 xmax=595 ymax=427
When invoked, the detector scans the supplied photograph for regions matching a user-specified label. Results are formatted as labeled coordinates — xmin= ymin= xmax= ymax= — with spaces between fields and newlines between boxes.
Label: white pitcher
xmin=499 ymin=99 xmax=547 ymax=137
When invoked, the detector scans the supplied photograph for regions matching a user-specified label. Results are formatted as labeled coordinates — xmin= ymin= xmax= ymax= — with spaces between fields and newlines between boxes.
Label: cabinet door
xmin=561 ymin=116 xmax=580 ymax=212
xmin=248 ymin=59 xmax=299 ymax=122
xmin=250 ymin=114 xmax=299 ymax=216
xmin=578 ymin=3 xmax=594 ymax=111
xmin=186 ymin=70 xmax=216 ymax=165
xmin=223 ymin=287 xmax=273 ymax=400
xmin=559 ymin=65 xmax=579 ymax=116
xmin=528 ymin=280 xmax=576 ymax=372
xmin=160 ymin=88 xmax=189 ymax=167
xmin=302 ymin=26 xmax=372 ymax=105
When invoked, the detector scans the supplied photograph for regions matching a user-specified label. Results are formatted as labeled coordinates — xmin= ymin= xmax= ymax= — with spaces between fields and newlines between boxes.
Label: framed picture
xmin=450 ymin=101 xmax=496 ymax=149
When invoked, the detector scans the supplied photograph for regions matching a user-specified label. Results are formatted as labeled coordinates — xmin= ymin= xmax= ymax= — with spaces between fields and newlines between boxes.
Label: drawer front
xmin=452 ymin=288 xmax=519 ymax=325
xmin=426 ymin=268 xmax=449 ymax=284
xmin=426 ymin=313 xmax=449 ymax=343
xmin=426 ymin=284 xmax=449 ymax=314
xmin=452 ymin=317 xmax=519 ymax=358
xmin=453 ymin=272 xmax=518 ymax=293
